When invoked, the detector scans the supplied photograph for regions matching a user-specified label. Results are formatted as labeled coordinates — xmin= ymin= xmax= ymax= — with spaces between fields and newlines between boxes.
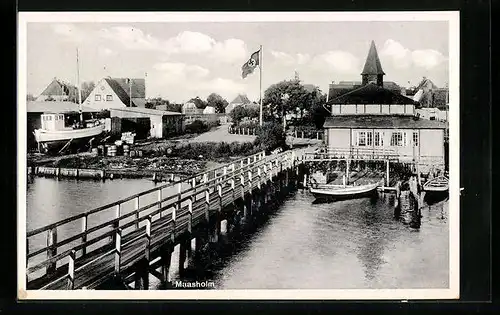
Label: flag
xmin=242 ymin=50 xmax=260 ymax=79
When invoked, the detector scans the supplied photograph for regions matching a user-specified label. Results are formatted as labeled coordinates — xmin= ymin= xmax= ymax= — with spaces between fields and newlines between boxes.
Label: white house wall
xmin=84 ymin=79 xmax=126 ymax=110
xmin=327 ymin=127 xmax=445 ymax=164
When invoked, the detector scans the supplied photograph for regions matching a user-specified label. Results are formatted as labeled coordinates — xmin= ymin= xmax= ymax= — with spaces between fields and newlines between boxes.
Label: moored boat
xmin=422 ymin=175 xmax=449 ymax=204
xmin=309 ymin=175 xmax=384 ymax=201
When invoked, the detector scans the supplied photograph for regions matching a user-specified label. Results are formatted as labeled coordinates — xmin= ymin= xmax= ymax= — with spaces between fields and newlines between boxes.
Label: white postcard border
xmin=17 ymin=11 xmax=460 ymax=300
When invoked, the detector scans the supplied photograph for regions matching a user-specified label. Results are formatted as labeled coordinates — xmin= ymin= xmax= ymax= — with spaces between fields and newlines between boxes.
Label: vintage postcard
xmin=17 ymin=11 xmax=459 ymax=300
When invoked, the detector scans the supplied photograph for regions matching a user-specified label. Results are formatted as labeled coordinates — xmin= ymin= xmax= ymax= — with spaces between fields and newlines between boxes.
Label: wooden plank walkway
xmin=26 ymin=150 xmax=301 ymax=290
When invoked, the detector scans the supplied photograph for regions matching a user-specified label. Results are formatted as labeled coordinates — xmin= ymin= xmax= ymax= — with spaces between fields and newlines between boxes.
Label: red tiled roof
xmin=324 ymin=115 xmax=448 ymax=129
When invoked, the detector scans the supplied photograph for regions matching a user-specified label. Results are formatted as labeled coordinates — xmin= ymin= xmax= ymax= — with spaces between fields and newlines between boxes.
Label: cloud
xmin=99 ymin=47 xmax=116 ymax=56
xmin=381 ymin=39 xmax=447 ymax=70
xmin=312 ymin=51 xmax=360 ymax=74
xmin=271 ymin=50 xmax=311 ymax=66
xmin=211 ymin=39 xmax=247 ymax=64
xmin=98 ymin=26 xmax=162 ymax=51
xmin=51 ymin=24 xmax=86 ymax=42
xmin=153 ymin=62 xmax=210 ymax=80
xmin=98 ymin=27 xmax=247 ymax=63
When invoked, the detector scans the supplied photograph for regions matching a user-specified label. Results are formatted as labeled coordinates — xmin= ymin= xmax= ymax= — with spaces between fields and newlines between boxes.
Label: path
xmin=190 ymin=126 xmax=256 ymax=143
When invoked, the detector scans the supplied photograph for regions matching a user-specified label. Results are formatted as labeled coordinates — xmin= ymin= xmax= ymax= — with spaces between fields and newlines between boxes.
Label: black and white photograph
xmin=17 ymin=12 xmax=459 ymax=300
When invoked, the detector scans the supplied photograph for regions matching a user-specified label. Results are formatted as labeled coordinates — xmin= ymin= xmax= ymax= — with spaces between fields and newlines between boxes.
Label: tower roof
xmin=361 ymin=41 xmax=385 ymax=75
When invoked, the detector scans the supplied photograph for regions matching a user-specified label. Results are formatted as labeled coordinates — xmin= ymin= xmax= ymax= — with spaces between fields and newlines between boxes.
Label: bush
xmin=171 ymin=141 xmax=261 ymax=160
xmin=254 ymin=121 xmax=287 ymax=153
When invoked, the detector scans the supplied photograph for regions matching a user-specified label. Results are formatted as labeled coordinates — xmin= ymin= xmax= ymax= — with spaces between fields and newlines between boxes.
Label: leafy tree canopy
xmin=206 ymin=93 xmax=228 ymax=113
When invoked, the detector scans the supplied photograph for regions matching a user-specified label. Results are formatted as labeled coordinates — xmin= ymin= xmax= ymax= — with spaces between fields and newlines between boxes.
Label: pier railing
xmin=303 ymin=147 xmax=445 ymax=168
xmin=26 ymin=149 xmax=301 ymax=289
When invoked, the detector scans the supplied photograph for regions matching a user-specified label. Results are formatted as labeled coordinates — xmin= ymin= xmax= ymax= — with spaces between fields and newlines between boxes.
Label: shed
xmin=109 ymin=107 xmax=185 ymax=139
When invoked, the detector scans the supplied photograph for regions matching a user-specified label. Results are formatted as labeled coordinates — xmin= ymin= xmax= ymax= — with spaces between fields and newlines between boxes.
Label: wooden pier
xmin=26 ymin=150 xmax=305 ymax=290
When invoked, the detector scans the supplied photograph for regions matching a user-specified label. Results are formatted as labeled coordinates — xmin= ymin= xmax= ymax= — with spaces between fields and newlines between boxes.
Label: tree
xmin=254 ymin=121 xmax=287 ymax=153
xmin=263 ymin=80 xmax=310 ymax=125
xmin=229 ymin=105 xmax=247 ymax=124
xmin=167 ymin=103 xmax=183 ymax=113
xmin=81 ymin=81 xmax=95 ymax=102
xmin=26 ymin=94 xmax=36 ymax=101
xmin=189 ymin=96 xmax=207 ymax=109
xmin=206 ymin=93 xmax=228 ymax=113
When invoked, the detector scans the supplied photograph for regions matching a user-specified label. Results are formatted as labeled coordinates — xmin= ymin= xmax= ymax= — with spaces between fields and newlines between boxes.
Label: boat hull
xmin=34 ymin=125 xmax=105 ymax=153
xmin=309 ymin=180 xmax=383 ymax=201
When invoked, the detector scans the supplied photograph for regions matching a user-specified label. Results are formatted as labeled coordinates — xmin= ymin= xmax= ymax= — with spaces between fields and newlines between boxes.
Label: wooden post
xmin=205 ymin=189 xmax=210 ymax=222
xmin=67 ymin=249 xmax=76 ymax=290
xmin=257 ymin=167 xmax=262 ymax=189
xmin=188 ymin=197 xmax=193 ymax=233
xmin=240 ymin=174 xmax=245 ymax=200
xmin=217 ymin=185 xmax=223 ymax=212
xmin=386 ymin=159 xmax=390 ymax=186
xmin=158 ymin=188 xmax=163 ymax=218
xmin=46 ymin=227 xmax=57 ymax=275
xmin=179 ymin=240 xmax=188 ymax=275
xmin=346 ymin=159 xmax=350 ymax=185
xmin=161 ymin=246 xmax=172 ymax=283
xmin=81 ymin=214 xmax=88 ymax=256
xmin=230 ymin=179 xmax=235 ymax=205
xmin=113 ymin=204 xmax=121 ymax=243
xmin=175 ymin=182 xmax=182 ymax=221
xmin=145 ymin=215 xmax=152 ymax=261
xmin=302 ymin=172 xmax=308 ymax=189
xmin=114 ymin=228 xmax=122 ymax=275
xmin=134 ymin=196 xmax=140 ymax=229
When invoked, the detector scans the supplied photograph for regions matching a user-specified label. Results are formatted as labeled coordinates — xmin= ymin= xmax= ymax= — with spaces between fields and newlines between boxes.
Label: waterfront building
xmin=36 ymin=78 xmax=78 ymax=102
xmin=109 ymin=107 xmax=185 ymax=139
xmin=84 ymin=77 xmax=146 ymax=110
xmin=323 ymin=40 xmax=448 ymax=171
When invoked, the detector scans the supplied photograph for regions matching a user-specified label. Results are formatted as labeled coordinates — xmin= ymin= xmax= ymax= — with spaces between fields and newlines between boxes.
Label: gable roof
xmin=327 ymin=83 xmax=416 ymax=105
xmin=103 ymin=78 xmax=145 ymax=107
xmin=230 ymin=94 xmax=251 ymax=105
xmin=361 ymin=41 xmax=385 ymax=75
xmin=39 ymin=79 xmax=78 ymax=97
xmin=324 ymin=115 xmax=448 ymax=129
xmin=27 ymin=101 xmax=98 ymax=113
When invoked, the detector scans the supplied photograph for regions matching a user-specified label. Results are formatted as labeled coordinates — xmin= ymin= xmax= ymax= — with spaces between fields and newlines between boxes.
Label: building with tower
xmin=323 ymin=41 xmax=448 ymax=172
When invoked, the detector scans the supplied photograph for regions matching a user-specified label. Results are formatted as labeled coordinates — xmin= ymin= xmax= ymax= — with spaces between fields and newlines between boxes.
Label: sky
xmin=26 ymin=21 xmax=449 ymax=103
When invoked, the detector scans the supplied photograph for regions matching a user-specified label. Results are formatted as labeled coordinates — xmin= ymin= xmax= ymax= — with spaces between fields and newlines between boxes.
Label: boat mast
xmin=76 ymin=48 xmax=83 ymax=124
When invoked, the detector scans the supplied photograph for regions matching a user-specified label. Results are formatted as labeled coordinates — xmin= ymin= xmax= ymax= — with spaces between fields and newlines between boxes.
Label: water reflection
xmin=26 ymin=177 xmax=449 ymax=290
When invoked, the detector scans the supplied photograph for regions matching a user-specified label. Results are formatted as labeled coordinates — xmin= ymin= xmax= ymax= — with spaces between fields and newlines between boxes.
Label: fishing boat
xmin=34 ymin=116 xmax=105 ymax=152
xmin=33 ymin=48 xmax=104 ymax=153
xmin=422 ymin=175 xmax=449 ymax=204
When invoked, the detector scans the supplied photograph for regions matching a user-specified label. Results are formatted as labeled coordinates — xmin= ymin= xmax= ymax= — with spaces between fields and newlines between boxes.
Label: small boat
xmin=309 ymin=178 xmax=384 ymax=201
xmin=422 ymin=175 xmax=449 ymax=193
xmin=422 ymin=175 xmax=449 ymax=204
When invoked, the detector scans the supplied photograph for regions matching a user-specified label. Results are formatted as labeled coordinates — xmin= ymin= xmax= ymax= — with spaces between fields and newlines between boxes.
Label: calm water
xmin=26 ymin=177 xmax=449 ymax=289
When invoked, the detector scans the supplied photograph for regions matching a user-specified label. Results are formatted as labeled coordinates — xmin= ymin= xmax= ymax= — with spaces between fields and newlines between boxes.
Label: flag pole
xmin=259 ymin=45 xmax=263 ymax=127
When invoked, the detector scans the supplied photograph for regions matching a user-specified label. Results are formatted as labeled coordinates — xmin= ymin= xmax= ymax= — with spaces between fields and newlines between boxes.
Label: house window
xmin=413 ymin=131 xmax=419 ymax=147
xmin=357 ymin=131 xmax=366 ymax=146
xmin=106 ymin=95 xmax=113 ymax=101
xmin=390 ymin=131 xmax=404 ymax=146
xmin=374 ymin=131 xmax=384 ymax=146
xmin=366 ymin=131 xmax=373 ymax=146
xmin=95 ymin=94 xmax=101 ymax=101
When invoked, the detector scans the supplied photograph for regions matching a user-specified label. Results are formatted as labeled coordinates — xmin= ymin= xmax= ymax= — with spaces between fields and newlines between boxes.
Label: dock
xmin=26 ymin=150 xmax=306 ymax=290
